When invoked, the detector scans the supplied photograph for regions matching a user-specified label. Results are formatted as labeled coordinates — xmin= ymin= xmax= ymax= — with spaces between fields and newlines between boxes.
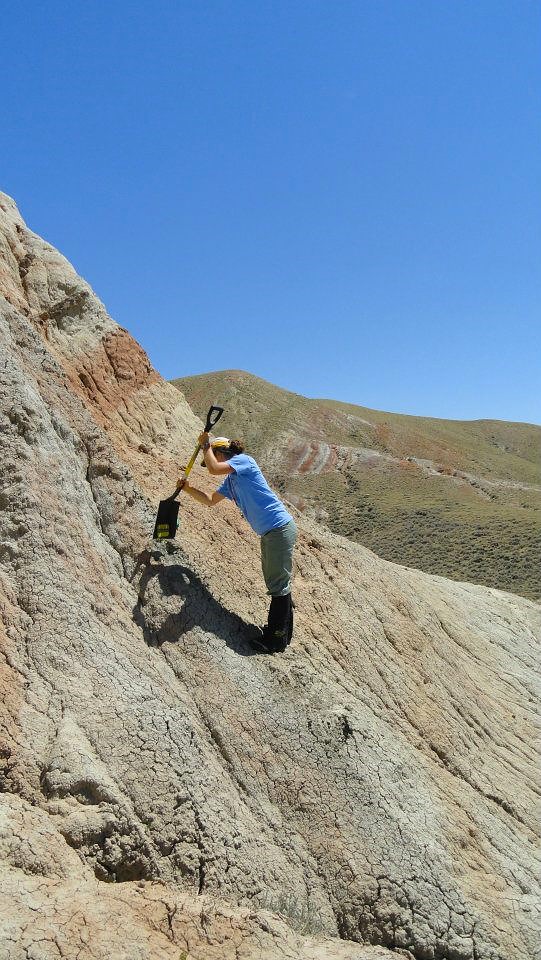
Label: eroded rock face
xmin=0 ymin=192 xmax=539 ymax=960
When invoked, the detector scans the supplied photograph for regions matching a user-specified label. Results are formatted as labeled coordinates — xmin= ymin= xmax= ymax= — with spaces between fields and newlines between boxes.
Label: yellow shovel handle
xmin=173 ymin=405 xmax=224 ymax=497
xmin=183 ymin=443 xmax=201 ymax=480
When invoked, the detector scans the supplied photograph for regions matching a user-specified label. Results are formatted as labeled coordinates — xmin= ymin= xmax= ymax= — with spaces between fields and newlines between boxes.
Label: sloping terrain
xmin=174 ymin=370 xmax=541 ymax=600
xmin=0 ymin=192 xmax=540 ymax=960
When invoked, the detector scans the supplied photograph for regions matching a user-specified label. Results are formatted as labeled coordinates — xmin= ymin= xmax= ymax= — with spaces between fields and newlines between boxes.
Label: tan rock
xmin=0 ymin=192 xmax=539 ymax=959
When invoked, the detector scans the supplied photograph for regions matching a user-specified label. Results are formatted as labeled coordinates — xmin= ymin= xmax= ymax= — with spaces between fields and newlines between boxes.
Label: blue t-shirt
xmin=217 ymin=454 xmax=293 ymax=536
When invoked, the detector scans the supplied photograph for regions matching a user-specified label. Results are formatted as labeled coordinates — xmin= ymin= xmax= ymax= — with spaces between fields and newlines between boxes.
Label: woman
xmin=180 ymin=433 xmax=297 ymax=652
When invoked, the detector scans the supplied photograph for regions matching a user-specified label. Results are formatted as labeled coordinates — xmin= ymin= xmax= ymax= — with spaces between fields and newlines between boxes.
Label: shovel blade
xmin=153 ymin=498 xmax=180 ymax=540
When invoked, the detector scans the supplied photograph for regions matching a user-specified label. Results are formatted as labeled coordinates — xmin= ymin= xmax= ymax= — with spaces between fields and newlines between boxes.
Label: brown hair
xmin=225 ymin=439 xmax=245 ymax=457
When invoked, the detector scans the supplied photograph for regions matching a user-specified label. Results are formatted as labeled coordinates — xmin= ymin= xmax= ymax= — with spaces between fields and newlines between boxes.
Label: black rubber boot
xmin=287 ymin=597 xmax=294 ymax=644
xmin=264 ymin=594 xmax=292 ymax=652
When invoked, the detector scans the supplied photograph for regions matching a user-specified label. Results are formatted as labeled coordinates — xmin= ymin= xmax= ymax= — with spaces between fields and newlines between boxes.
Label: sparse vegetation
xmin=174 ymin=370 xmax=541 ymax=601
xmin=258 ymin=892 xmax=327 ymax=937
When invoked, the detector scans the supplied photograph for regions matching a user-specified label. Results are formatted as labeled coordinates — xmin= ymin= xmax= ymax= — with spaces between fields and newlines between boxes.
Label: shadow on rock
xmin=133 ymin=560 xmax=268 ymax=657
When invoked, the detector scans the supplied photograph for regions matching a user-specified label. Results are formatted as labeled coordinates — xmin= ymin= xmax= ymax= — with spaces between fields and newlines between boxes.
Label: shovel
xmin=153 ymin=404 xmax=224 ymax=540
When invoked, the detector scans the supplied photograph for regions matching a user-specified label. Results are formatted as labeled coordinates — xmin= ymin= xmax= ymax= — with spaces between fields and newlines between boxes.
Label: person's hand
xmin=199 ymin=432 xmax=210 ymax=446
xmin=176 ymin=476 xmax=187 ymax=490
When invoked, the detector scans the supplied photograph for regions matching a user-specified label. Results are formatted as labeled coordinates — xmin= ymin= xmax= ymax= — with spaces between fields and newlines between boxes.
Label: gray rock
xmin=0 ymin=192 xmax=539 ymax=960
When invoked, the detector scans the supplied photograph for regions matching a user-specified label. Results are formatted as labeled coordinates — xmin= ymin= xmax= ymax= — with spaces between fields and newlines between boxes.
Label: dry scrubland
xmin=174 ymin=370 xmax=541 ymax=600
xmin=0 ymin=193 xmax=540 ymax=960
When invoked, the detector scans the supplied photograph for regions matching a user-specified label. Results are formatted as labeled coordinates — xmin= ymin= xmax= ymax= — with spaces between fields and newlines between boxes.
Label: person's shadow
xmin=132 ymin=558 xmax=270 ymax=657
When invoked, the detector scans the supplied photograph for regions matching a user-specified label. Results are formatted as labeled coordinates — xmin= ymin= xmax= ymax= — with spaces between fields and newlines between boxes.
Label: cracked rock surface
xmin=0 ymin=192 xmax=539 ymax=960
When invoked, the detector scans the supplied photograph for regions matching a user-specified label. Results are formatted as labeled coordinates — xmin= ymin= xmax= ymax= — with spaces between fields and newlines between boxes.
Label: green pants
xmin=260 ymin=520 xmax=297 ymax=596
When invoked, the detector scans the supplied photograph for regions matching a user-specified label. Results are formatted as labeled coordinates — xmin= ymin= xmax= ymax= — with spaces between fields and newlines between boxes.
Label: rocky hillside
xmin=174 ymin=370 xmax=541 ymax=600
xmin=1 ymin=193 xmax=539 ymax=960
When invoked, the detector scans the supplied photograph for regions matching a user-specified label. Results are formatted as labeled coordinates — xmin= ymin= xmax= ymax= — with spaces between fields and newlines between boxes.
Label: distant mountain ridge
xmin=173 ymin=369 xmax=541 ymax=600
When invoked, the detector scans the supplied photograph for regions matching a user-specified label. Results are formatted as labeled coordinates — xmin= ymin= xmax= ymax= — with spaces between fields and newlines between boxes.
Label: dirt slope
xmin=1 ymin=193 xmax=539 ymax=960
xmin=174 ymin=370 xmax=541 ymax=600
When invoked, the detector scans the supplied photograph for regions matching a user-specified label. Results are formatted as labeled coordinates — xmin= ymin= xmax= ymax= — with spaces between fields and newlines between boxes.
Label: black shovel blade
xmin=153 ymin=498 xmax=180 ymax=540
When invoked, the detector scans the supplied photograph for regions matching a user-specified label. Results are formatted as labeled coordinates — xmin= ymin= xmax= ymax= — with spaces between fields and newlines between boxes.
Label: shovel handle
xmin=182 ymin=444 xmax=202 ymax=482
xmin=204 ymin=405 xmax=224 ymax=432
xmin=172 ymin=405 xmax=225 ymax=497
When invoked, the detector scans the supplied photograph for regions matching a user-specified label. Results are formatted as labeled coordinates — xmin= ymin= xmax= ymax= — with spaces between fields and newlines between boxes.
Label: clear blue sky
xmin=1 ymin=0 xmax=539 ymax=422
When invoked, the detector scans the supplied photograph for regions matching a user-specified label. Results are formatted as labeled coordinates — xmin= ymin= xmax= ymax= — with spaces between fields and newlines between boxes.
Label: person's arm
xmin=181 ymin=482 xmax=225 ymax=508
xmin=199 ymin=433 xmax=234 ymax=476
